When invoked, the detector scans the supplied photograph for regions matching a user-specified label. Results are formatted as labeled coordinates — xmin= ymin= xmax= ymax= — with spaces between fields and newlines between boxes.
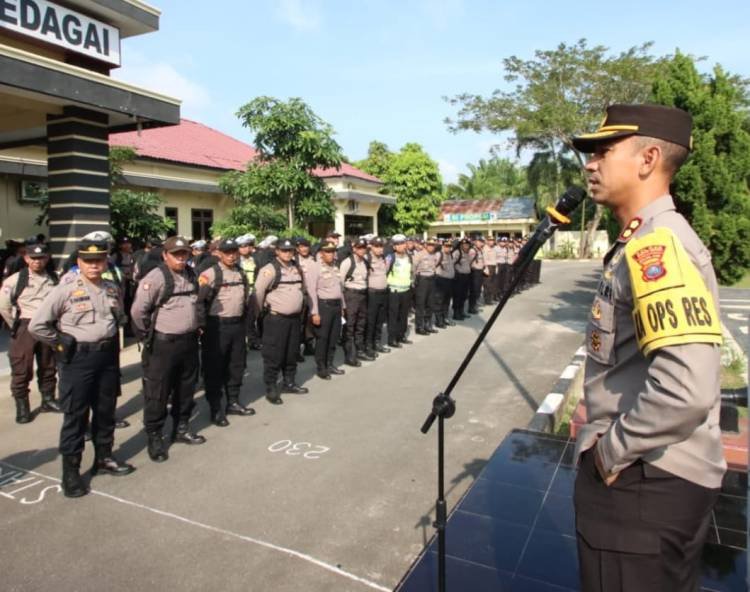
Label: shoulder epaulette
xmin=618 ymin=217 xmax=642 ymax=242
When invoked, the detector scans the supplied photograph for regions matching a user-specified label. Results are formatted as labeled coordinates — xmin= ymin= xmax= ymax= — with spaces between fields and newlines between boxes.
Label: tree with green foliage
xmin=652 ymin=52 xmax=750 ymax=285
xmin=36 ymin=145 xmax=173 ymax=241
xmin=445 ymin=157 xmax=529 ymax=200
xmin=446 ymin=39 xmax=664 ymax=255
xmin=357 ymin=142 xmax=443 ymax=234
xmin=219 ymin=96 xmax=343 ymax=231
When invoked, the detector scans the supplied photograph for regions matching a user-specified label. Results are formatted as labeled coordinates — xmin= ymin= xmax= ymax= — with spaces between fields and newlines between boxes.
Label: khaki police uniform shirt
xmin=131 ymin=267 xmax=198 ymax=335
xmin=435 ymin=249 xmax=455 ymax=279
xmin=367 ymin=255 xmax=388 ymax=290
xmin=453 ymin=248 xmax=474 ymax=274
xmin=306 ymin=260 xmax=344 ymax=316
xmin=483 ymin=245 xmax=497 ymax=266
xmin=0 ymin=269 xmax=56 ymax=327
xmin=413 ymin=250 xmax=439 ymax=277
xmin=29 ymin=270 xmax=121 ymax=344
xmin=575 ymin=195 xmax=725 ymax=489
xmin=339 ymin=255 xmax=368 ymax=290
xmin=198 ymin=263 xmax=246 ymax=318
xmin=471 ymin=247 xmax=485 ymax=271
xmin=255 ymin=260 xmax=304 ymax=316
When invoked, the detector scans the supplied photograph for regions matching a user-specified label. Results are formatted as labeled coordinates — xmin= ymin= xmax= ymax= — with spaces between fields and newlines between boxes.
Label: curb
xmin=527 ymin=344 xmax=587 ymax=433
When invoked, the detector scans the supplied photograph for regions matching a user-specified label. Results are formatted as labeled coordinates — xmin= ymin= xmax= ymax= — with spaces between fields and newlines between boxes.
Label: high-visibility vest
xmin=240 ymin=256 xmax=256 ymax=287
xmin=387 ymin=255 xmax=411 ymax=291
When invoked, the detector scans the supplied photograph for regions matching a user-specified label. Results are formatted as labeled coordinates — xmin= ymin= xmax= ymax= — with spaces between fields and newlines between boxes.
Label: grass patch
xmin=731 ymin=270 xmax=750 ymax=288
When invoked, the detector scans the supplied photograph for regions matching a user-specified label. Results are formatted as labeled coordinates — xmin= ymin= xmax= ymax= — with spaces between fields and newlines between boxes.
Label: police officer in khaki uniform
xmin=0 ymin=241 xmax=61 ymax=423
xmin=386 ymin=234 xmax=413 ymax=347
xmin=237 ymin=233 xmax=262 ymax=350
xmin=572 ymin=104 xmax=725 ymax=591
xmin=482 ymin=236 xmax=498 ymax=304
xmin=339 ymin=238 xmax=372 ymax=365
xmin=131 ymin=236 xmax=205 ymax=463
xmin=433 ymin=239 xmax=455 ymax=328
xmin=468 ymin=236 xmax=486 ymax=312
xmin=452 ymin=238 xmax=473 ymax=320
xmin=197 ymin=238 xmax=255 ymax=427
xmin=306 ymin=240 xmax=345 ymax=380
xmin=296 ymin=237 xmax=317 ymax=359
xmin=413 ymin=237 xmax=439 ymax=335
xmin=29 ymin=238 xmax=135 ymax=498
xmin=256 ymin=238 xmax=308 ymax=403
xmin=364 ymin=237 xmax=390 ymax=357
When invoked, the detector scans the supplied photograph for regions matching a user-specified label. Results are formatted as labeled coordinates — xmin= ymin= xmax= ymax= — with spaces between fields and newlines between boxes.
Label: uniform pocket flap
xmin=576 ymin=516 xmax=660 ymax=554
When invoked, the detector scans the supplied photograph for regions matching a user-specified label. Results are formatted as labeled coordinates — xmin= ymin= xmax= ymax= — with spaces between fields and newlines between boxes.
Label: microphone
xmin=515 ymin=186 xmax=587 ymax=265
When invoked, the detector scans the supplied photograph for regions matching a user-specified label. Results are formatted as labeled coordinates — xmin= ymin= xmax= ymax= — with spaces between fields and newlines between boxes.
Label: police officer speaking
xmin=29 ymin=238 xmax=135 ymax=498
xmin=0 ymin=240 xmax=61 ymax=423
xmin=131 ymin=236 xmax=205 ymax=463
xmin=572 ymin=104 xmax=725 ymax=591
xmin=197 ymin=238 xmax=255 ymax=427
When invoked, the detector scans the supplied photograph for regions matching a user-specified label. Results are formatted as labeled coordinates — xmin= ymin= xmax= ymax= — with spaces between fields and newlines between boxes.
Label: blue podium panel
xmin=397 ymin=429 xmax=747 ymax=592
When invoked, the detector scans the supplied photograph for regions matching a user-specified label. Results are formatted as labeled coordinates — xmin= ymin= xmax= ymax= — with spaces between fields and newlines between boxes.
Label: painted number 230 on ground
xmin=267 ymin=440 xmax=329 ymax=460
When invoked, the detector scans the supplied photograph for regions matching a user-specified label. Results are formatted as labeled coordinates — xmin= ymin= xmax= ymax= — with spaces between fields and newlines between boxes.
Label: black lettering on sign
xmin=647 ymin=303 xmax=659 ymax=332
xmin=19 ymin=0 xmax=39 ymax=28
xmin=0 ymin=0 xmax=17 ymax=25
xmin=102 ymin=26 xmax=108 ymax=54
xmin=682 ymin=297 xmax=696 ymax=326
xmin=61 ymin=13 xmax=80 ymax=45
xmin=83 ymin=22 xmax=101 ymax=53
xmin=691 ymin=296 xmax=705 ymax=326
xmin=654 ymin=301 xmax=667 ymax=331
xmin=665 ymin=299 xmax=678 ymax=328
xmin=634 ymin=310 xmax=646 ymax=341
xmin=40 ymin=5 xmax=61 ymax=40
xmin=699 ymin=297 xmax=713 ymax=326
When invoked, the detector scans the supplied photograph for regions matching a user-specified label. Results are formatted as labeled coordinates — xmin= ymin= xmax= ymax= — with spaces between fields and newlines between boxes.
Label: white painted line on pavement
xmin=728 ymin=313 xmax=748 ymax=321
xmin=0 ymin=461 xmax=391 ymax=592
xmin=720 ymin=299 xmax=750 ymax=303
xmin=721 ymin=304 xmax=750 ymax=311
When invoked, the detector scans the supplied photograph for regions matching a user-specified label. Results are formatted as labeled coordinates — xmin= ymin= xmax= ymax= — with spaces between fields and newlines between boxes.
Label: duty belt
xmin=77 ymin=338 xmax=116 ymax=352
xmin=154 ymin=331 xmax=198 ymax=342
xmin=207 ymin=316 xmax=244 ymax=325
xmin=269 ymin=311 xmax=300 ymax=318
xmin=344 ymin=287 xmax=367 ymax=294
xmin=319 ymin=298 xmax=342 ymax=305
xmin=367 ymin=287 xmax=387 ymax=293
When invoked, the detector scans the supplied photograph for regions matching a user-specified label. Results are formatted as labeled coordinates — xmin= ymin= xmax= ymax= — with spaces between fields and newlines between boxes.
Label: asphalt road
xmin=0 ymin=260 xmax=598 ymax=592
xmin=719 ymin=287 xmax=749 ymax=358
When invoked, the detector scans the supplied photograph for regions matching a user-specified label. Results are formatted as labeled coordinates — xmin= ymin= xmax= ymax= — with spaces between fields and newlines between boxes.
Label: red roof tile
xmin=440 ymin=200 xmax=505 ymax=215
xmin=110 ymin=119 xmax=381 ymax=184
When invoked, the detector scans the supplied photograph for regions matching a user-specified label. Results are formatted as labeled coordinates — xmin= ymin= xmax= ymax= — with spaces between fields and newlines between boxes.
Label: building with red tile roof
xmin=429 ymin=197 xmax=538 ymax=239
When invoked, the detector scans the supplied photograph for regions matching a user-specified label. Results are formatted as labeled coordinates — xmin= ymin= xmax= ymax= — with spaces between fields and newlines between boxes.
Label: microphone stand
xmin=420 ymin=210 xmax=574 ymax=592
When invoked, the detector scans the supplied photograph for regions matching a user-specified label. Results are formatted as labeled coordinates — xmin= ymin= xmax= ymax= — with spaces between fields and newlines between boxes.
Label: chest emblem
xmin=632 ymin=244 xmax=667 ymax=282
xmin=591 ymin=301 xmax=602 ymax=321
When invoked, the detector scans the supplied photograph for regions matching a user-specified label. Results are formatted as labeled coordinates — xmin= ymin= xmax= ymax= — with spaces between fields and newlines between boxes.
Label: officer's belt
xmin=77 ymin=338 xmax=116 ymax=352
xmin=416 ymin=273 xmax=436 ymax=278
xmin=319 ymin=298 xmax=342 ymax=306
xmin=207 ymin=315 xmax=243 ymax=325
xmin=388 ymin=286 xmax=410 ymax=293
xmin=344 ymin=287 xmax=367 ymax=294
xmin=367 ymin=288 xmax=387 ymax=293
xmin=154 ymin=330 xmax=198 ymax=342
xmin=268 ymin=311 xmax=300 ymax=318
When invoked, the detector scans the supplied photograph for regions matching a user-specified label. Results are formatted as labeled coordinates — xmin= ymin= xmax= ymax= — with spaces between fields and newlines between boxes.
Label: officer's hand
xmin=594 ymin=444 xmax=619 ymax=486
xmin=311 ymin=314 xmax=321 ymax=326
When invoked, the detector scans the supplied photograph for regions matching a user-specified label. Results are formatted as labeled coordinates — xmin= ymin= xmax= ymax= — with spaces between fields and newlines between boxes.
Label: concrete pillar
xmin=47 ymin=107 xmax=110 ymax=268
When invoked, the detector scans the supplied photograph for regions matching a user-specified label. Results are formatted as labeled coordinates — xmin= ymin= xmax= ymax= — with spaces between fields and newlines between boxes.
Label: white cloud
xmin=275 ymin=0 xmax=321 ymax=31
xmin=113 ymin=54 xmax=211 ymax=117
xmin=438 ymin=159 xmax=460 ymax=184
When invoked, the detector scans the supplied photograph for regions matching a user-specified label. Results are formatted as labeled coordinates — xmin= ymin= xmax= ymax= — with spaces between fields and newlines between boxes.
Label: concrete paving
xmin=0 ymin=260 xmax=598 ymax=592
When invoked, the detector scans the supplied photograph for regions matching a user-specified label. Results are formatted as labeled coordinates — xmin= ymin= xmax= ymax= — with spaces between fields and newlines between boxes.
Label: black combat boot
xmin=91 ymin=446 xmax=135 ymax=476
xmin=344 ymin=342 xmax=361 ymax=367
xmin=15 ymin=397 xmax=32 ymax=424
xmin=375 ymin=344 xmax=391 ymax=354
xmin=316 ymin=367 xmax=331 ymax=380
xmin=357 ymin=349 xmax=376 ymax=361
xmin=303 ymin=339 xmax=315 ymax=356
xmin=40 ymin=392 xmax=62 ymax=413
xmin=265 ymin=383 xmax=283 ymax=405
xmin=147 ymin=431 xmax=169 ymax=462
xmin=282 ymin=382 xmax=309 ymax=394
xmin=327 ymin=356 xmax=344 ymax=375
xmin=171 ymin=423 xmax=206 ymax=445
xmin=210 ymin=408 xmax=230 ymax=427
xmin=226 ymin=400 xmax=255 ymax=416
xmin=426 ymin=319 xmax=439 ymax=333
xmin=61 ymin=455 xmax=88 ymax=498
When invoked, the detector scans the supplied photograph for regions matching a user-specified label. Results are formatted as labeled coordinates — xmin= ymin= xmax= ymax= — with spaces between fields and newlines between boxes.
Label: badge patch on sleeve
xmin=625 ymin=227 xmax=721 ymax=356
xmin=198 ymin=275 xmax=209 ymax=286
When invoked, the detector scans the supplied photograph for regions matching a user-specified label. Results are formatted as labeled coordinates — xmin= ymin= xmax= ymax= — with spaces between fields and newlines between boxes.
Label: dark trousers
xmin=387 ymin=288 xmax=411 ymax=342
xmin=202 ymin=318 xmax=246 ymax=411
xmin=343 ymin=289 xmax=367 ymax=357
xmin=262 ymin=313 xmax=300 ymax=386
xmin=414 ymin=275 xmax=435 ymax=329
xmin=142 ymin=333 xmax=198 ymax=433
xmin=246 ymin=294 xmax=261 ymax=347
xmin=483 ymin=265 xmax=497 ymax=303
xmin=9 ymin=319 xmax=56 ymax=400
xmin=469 ymin=269 xmax=484 ymax=310
xmin=495 ymin=264 xmax=510 ymax=298
xmin=452 ymin=273 xmax=470 ymax=315
xmin=433 ymin=277 xmax=453 ymax=324
xmin=574 ymin=449 xmax=718 ymax=592
xmin=315 ymin=299 xmax=342 ymax=370
xmin=365 ymin=289 xmax=387 ymax=350
xmin=58 ymin=341 xmax=118 ymax=456
xmin=531 ymin=259 xmax=542 ymax=284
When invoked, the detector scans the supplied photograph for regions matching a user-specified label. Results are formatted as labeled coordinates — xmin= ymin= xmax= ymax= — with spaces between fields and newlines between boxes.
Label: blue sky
xmin=114 ymin=0 xmax=750 ymax=183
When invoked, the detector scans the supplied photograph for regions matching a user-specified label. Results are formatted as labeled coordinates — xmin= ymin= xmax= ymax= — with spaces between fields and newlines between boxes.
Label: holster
xmin=9 ymin=317 xmax=21 ymax=338
xmin=54 ymin=332 xmax=77 ymax=364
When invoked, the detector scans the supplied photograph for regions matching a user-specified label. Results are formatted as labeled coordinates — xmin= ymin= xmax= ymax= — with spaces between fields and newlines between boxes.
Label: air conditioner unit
xmin=19 ymin=180 xmax=48 ymax=204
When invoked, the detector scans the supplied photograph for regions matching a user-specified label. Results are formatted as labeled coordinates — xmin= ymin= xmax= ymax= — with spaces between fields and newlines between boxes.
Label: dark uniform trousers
xmin=452 ymin=273 xmax=471 ymax=316
xmin=574 ymin=449 xmax=718 ymax=592
xmin=262 ymin=312 xmax=301 ymax=385
xmin=387 ymin=289 xmax=411 ymax=342
xmin=365 ymin=289 xmax=387 ymax=351
xmin=483 ymin=265 xmax=497 ymax=303
xmin=142 ymin=332 xmax=198 ymax=432
xmin=433 ymin=277 xmax=452 ymax=325
xmin=414 ymin=275 xmax=434 ymax=330
xmin=58 ymin=339 xmax=118 ymax=456
xmin=315 ymin=299 xmax=342 ymax=371
xmin=9 ymin=319 xmax=56 ymax=399
xmin=343 ymin=288 xmax=367 ymax=357
xmin=202 ymin=316 xmax=246 ymax=411
xmin=495 ymin=263 xmax=510 ymax=298
xmin=246 ymin=294 xmax=261 ymax=347
xmin=469 ymin=269 xmax=484 ymax=310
